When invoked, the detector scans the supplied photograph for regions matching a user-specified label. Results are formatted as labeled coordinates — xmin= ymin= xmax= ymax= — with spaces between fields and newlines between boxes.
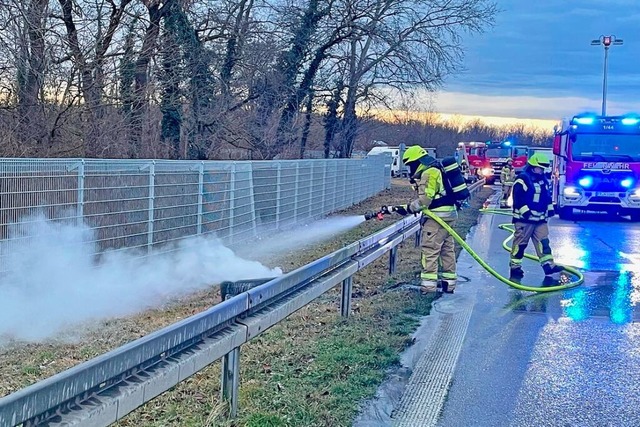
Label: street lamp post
xmin=591 ymin=35 xmax=623 ymax=116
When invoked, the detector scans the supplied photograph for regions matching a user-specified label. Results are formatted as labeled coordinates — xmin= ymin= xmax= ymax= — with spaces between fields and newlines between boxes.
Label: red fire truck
xmin=459 ymin=141 xmax=529 ymax=185
xmin=457 ymin=141 xmax=486 ymax=180
xmin=552 ymin=114 xmax=640 ymax=220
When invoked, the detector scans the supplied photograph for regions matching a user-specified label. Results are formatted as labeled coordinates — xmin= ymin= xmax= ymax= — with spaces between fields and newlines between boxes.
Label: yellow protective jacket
xmin=501 ymin=165 xmax=515 ymax=186
xmin=412 ymin=165 xmax=457 ymax=219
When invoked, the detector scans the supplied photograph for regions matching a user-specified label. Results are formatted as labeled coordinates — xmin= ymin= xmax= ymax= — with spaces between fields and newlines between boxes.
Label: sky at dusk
xmin=432 ymin=0 xmax=640 ymax=122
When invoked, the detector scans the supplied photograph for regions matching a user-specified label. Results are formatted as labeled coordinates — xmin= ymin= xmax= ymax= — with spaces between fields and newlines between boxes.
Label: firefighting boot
xmin=509 ymin=266 xmax=525 ymax=279
xmin=441 ymin=280 xmax=456 ymax=294
xmin=420 ymin=280 xmax=439 ymax=293
xmin=543 ymin=264 xmax=563 ymax=276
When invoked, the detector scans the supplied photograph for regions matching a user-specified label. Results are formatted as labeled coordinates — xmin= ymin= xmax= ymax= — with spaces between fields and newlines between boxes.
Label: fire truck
xmin=552 ymin=114 xmax=640 ymax=220
xmin=457 ymin=141 xmax=486 ymax=179
xmin=460 ymin=140 xmax=529 ymax=185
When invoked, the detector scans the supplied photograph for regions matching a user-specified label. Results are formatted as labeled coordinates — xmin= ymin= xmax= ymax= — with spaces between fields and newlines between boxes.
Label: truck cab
xmin=512 ymin=146 xmax=529 ymax=171
xmin=552 ymin=114 xmax=640 ymax=220
xmin=484 ymin=141 xmax=516 ymax=185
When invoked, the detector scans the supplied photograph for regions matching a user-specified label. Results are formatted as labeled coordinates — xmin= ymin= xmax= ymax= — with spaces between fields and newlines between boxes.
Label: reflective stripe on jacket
xmin=501 ymin=166 xmax=515 ymax=185
xmin=414 ymin=165 xmax=457 ymax=219
xmin=512 ymin=168 xmax=553 ymax=223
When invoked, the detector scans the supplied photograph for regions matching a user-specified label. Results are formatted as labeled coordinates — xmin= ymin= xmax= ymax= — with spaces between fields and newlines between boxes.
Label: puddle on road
xmin=506 ymin=270 xmax=640 ymax=324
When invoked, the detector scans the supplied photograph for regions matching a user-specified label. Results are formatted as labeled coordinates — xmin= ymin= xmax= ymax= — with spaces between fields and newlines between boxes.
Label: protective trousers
xmin=509 ymin=222 xmax=556 ymax=270
xmin=421 ymin=217 xmax=457 ymax=290
xmin=502 ymin=184 xmax=513 ymax=202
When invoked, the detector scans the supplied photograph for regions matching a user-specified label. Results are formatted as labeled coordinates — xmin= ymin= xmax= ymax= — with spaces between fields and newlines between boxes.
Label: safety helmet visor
xmin=528 ymin=152 xmax=550 ymax=168
xmin=402 ymin=145 xmax=427 ymax=163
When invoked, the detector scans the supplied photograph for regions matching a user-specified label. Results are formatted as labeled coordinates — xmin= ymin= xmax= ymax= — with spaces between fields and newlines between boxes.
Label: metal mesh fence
xmin=0 ymin=157 xmax=391 ymax=274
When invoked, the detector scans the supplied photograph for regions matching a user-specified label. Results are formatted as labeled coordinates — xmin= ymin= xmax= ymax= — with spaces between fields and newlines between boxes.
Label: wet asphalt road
xmin=437 ymin=195 xmax=640 ymax=426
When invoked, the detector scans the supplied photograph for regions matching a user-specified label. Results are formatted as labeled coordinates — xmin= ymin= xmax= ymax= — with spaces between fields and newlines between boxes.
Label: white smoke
xmin=0 ymin=214 xmax=282 ymax=342
xmin=237 ymin=215 xmax=366 ymax=260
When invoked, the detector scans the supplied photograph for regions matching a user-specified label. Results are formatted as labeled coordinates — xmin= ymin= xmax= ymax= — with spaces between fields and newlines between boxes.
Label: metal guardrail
xmin=0 ymin=178 xmax=486 ymax=427
xmin=467 ymin=178 xmax=485 ymax=194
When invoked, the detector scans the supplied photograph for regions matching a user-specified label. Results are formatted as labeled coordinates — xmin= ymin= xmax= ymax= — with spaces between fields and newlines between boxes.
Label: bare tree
xmin=334 ymin=0 xmax=497 ymax=157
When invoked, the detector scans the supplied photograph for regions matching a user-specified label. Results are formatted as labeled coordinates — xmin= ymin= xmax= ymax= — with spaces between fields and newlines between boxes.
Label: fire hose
xmin=364 ymin=206 xmax=584 ymax=293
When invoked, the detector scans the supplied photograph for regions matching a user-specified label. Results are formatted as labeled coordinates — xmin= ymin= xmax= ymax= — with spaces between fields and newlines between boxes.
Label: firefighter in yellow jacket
xmin=401 ymin=146 xmax=458 ymax=293
xmin=500 ymin=158 xmax=515 ymax=208
xmin=510 ymin=152 xmax=563 ymax=278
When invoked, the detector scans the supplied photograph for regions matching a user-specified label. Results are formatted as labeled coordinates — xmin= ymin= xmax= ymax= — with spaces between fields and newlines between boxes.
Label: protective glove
xmin=408 ymin=199 xmax=422 ymax=215
xmin=409 ymin=177 xmax=419 ymax=192
xmin=393 ymin=205 xmax=408 ymax=216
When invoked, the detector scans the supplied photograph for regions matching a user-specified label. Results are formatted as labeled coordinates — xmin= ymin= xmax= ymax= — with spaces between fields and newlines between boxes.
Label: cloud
xmin=617 ymin=13 xmax=640 ymax=22
xmin=451 ymin=0 xmax=640 ymax=104
xmin=569 ymin=8 xmax=601 ymax=16
xmin=430 ymin=91 xmax=640 ymax=121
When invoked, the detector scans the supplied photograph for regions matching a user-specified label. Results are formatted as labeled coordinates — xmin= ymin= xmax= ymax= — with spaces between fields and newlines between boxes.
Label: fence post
xmin=294 ymin=163 xmax=299 ymax=219
xmin=322 ymin=161 xmax=327 ymax=215
xmin=341 ymin=276 xmax=353 ymax=317
xmin=308 ymin=162 xmax=314 ymax=218
xmin=248 ymin=163 xmax=257 ymax=237
xmin=147 ymin=161 xmax=155 ymax=254
xmin=76 ymin=160 xmax=85 ymax=227
xmin=229 ymin=163 xmax=236 ymax=244
xmin=276 ymin=162 xmax=281 ymax=229
xmin=197 ymin=162 xmax=204 ymax=235
xmin=389 ymin=247 xmax=397 ymax=274
xmin=221 ymin=347 xmax=241 ymax=418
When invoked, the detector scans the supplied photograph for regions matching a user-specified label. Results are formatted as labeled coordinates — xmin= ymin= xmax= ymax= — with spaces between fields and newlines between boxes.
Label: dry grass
xmin=0 ymin=180 xmax=492 ymax=427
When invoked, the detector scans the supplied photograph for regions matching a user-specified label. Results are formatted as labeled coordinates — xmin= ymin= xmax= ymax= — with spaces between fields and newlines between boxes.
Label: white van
xmin=368 ymin=146 xmax=437 ymax=177
xmin=368 ymin=146 xmax=403 ymax=177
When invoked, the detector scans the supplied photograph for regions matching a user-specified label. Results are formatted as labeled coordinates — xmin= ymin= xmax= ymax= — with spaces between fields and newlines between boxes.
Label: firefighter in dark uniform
xmin=510 ymin=152 xmax=563 ymax=278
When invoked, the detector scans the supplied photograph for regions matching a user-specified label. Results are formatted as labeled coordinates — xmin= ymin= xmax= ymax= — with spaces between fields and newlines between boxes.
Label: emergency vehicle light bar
xmin=570 ymin=114 xmax=640 ymax=127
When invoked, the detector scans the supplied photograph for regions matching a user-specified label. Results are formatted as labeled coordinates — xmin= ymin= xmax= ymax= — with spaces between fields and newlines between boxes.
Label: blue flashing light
xmin=578 ymin=176 xmax=593 ymax=188
xmin=574 ymin=116 xmax=595 ymax=125
xmin=503 ymin=140 xmax=512 ymax=146
xmin=621 ymin=178 xmax=634 ymax=188
xmin=622 ymin=117 xmax=640 ymax=125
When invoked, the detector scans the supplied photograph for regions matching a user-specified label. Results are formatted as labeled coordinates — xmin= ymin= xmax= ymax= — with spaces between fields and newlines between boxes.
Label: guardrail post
xmin=340 ymin=276 xmax=353 ymax=317
xmin=221 ymin=347 xmax=240 ymax=418
xmin=389 ymin=247 xmax=397 ymax=274
xmin=414 ymin=226 xmax=422 ymax=248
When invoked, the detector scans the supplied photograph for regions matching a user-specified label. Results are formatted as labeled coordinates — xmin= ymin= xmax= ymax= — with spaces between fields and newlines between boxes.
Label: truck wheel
xmin=558 ymin=207 xmax=573 ymax=220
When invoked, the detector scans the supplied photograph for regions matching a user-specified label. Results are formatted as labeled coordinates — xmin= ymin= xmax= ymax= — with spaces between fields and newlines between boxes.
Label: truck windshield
xmin=571 ymin=133 xmax=640 ymax=161
xmin=485 ymin=148 xmax=511 ymax=158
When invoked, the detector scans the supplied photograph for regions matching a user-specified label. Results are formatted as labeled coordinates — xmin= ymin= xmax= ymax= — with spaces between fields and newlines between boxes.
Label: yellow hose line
xmin=423 ymin=208 xmax=584 ymax=292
